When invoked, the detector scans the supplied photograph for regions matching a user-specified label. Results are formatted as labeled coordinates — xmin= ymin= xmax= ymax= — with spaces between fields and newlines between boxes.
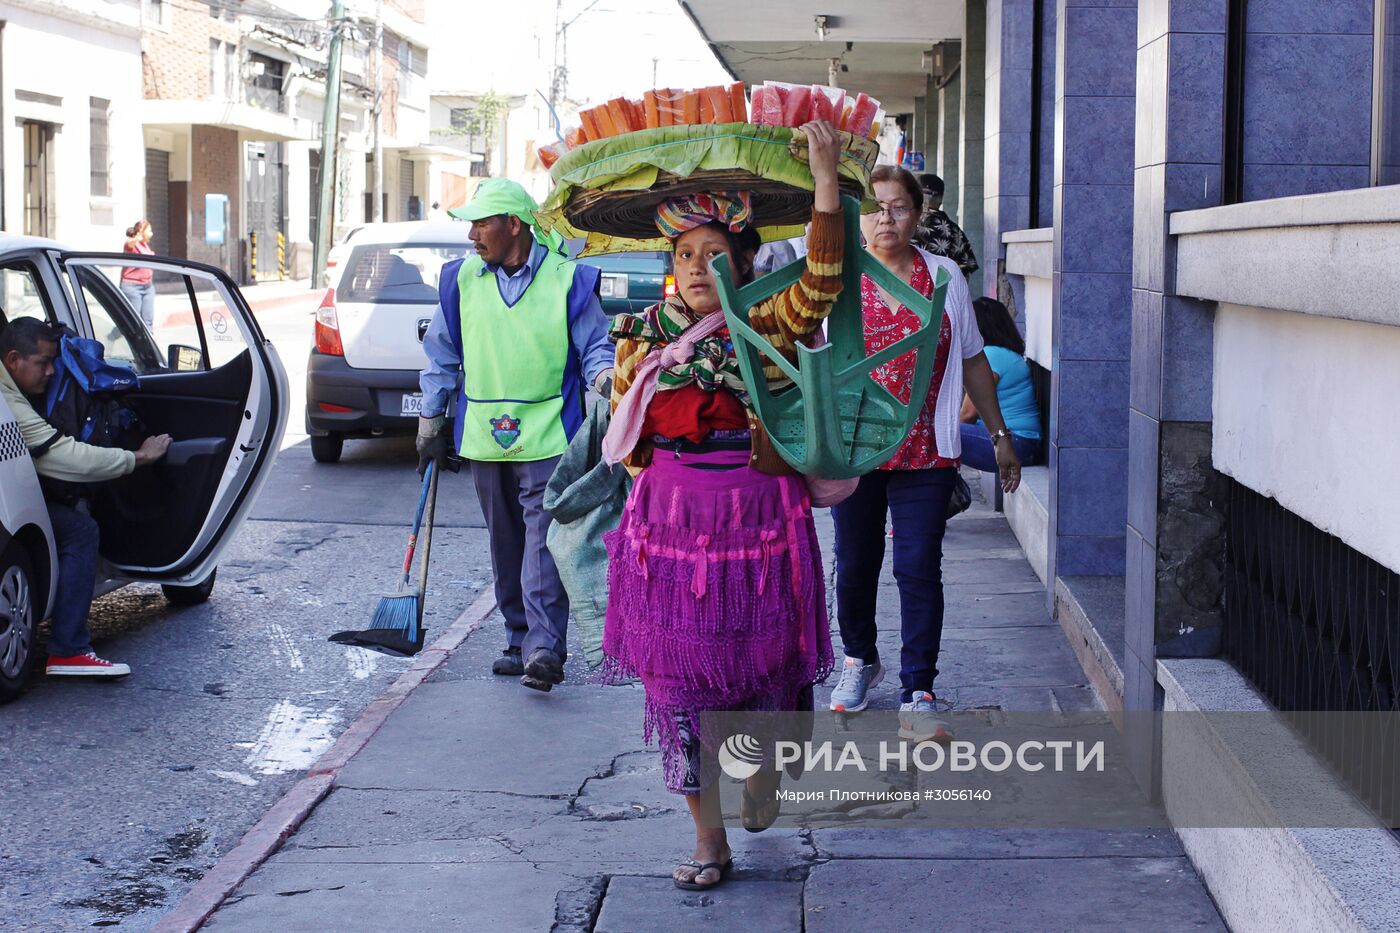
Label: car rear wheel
xmin=310 ymin=433 xmax=344 ymax=463
xmin=162 ymin=568 xmax=216 ymax=606
xmin=0 ymin=543 xmax=37 ymax=703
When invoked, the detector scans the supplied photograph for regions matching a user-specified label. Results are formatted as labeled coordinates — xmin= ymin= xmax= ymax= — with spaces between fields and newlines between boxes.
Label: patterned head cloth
xmin=654 ymin=192 xmax=754 ymax=239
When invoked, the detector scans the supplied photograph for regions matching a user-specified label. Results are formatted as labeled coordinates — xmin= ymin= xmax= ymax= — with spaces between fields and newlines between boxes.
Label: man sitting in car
xmin=0 ymin=317 xmax=171 ymax=678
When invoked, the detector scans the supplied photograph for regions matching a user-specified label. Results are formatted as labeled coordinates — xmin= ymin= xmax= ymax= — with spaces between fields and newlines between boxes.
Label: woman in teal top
xmin=960 ymin=297 xmax=1042 ymax=471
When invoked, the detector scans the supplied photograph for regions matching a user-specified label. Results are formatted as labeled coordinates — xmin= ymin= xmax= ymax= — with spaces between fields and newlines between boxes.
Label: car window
xmin=0 ymin=263 xmax=54 ymax=326
xmin=64 ymin=263 xmax=248 ymax=374
xmin=339 ymin=243 xmax=471 ymax=304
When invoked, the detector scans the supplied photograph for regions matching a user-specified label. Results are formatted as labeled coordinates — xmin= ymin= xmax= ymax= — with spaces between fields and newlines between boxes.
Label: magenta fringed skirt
xmin=602 ymin=448 xmax=834 ymax=794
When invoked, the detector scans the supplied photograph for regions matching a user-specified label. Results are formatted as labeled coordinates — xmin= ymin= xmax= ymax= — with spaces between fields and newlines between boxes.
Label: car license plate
xmin=401 ymin=393 xmax=424 ymax=416
xmin=600 ymin=273 xmax=628 ymax=299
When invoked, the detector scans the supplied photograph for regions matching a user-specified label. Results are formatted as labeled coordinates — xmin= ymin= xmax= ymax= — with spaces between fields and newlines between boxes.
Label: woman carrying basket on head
xmin=601 ymin=119 xmax=845 ymax=891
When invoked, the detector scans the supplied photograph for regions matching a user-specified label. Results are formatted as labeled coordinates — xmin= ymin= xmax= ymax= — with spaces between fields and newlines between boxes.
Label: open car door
xmin=52 ymin=252 xmax=288 ymax=587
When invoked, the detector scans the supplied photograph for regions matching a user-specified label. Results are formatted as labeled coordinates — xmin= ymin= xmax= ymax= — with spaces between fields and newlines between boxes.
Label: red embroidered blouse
xmin=860 ymin=255 xmax=958 ymax=470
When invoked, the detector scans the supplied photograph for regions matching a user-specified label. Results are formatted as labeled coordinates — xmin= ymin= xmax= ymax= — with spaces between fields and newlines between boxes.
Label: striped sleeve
xmin=747 ymin=207 xmax=844 ymax=380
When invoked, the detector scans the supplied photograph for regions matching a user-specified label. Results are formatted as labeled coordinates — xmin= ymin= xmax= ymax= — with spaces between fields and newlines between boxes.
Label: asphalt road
xmin=0 ymin=294 xmax=495 ymax=931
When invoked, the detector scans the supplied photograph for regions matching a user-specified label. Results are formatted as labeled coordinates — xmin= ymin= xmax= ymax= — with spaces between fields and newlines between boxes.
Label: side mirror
xmin=168 ymin=343 xmax=204 ymax=372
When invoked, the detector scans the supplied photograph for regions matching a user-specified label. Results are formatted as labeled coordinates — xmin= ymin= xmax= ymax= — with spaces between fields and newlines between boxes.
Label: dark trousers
xmin=469 ymin=456 xmax=569 ymax=660
xmin=46 ymin=501 xmax=100 ymax=657
xmin=959 ymin=422 xmax=1040 ymax=472
xmin=832 ymin=467 xmax=956 ymax=702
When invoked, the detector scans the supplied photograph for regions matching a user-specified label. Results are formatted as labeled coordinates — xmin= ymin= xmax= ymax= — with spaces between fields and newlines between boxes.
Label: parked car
xmin=322 ymin=225 xmax=366 ymax=288
xmin=0 ymin=235 xmax=289 ymax=701
xmin=573 ymin=249 xmax=675 ymax=315
xmin=306 ymin=221 xmax=472 ymax=463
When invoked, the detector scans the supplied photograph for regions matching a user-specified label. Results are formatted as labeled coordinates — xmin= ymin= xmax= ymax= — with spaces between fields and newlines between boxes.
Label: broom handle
xmin=416 ymin=459 xmax=440 ymax=618
xmin=399 ymin=461 xmax=435 ymax=586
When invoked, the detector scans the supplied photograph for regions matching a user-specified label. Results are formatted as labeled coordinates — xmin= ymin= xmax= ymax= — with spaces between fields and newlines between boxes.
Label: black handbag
xmin=946 ymin=472 xmax=973 ymax=519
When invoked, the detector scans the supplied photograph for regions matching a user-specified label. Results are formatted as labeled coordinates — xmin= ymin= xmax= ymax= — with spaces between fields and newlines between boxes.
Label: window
xmin=339 ymin=244 xmax=471 ymax=305
xmin=0 ymin=264 xmax=53 ymax=326
xmin=209 ymin=40 xmax=237 ymax=101
xmin=395 ymin=40 xmax=426 ymax=97
xmin=247 ymin=53 xmax=287 ymax=112
xmin=143 ymin=0 xmax=169 ymax=28
xmin=90 ymin=98 xmax=110 ymax=198
xmin=66 ymin=263 xmax=248 ymax=374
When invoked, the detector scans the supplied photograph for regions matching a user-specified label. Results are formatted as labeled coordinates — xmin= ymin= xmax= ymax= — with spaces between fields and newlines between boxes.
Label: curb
xmin=150 ymin=588 xmax=498 ymax=933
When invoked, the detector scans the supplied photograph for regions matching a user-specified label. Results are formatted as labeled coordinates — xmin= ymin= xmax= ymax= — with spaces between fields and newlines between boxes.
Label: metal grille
xmin=1223 ymin=479 xmax=1400 ymax=818
xmin=0 ymin=421 xmax=27 ymax=462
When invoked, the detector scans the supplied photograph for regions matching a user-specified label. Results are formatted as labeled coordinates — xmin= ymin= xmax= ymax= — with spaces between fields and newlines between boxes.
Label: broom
xmin=329 ymin=460 xmax=439 ymax=656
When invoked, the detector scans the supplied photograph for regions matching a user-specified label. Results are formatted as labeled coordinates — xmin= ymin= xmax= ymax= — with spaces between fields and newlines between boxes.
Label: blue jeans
xmin=46 ymin=502 xmax=100 ymax=657
xmin=120 ymin=281 xmax=156 ymax=327
xmin=832 ymin=467 xmax=956 ymax=702
xmin=959 ymin=422 xmax=1040 ymax=473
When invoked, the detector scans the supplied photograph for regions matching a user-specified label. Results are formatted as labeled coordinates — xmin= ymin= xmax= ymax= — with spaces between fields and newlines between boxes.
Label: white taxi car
xmin=0 ymin=235 xmax=288 ymax=701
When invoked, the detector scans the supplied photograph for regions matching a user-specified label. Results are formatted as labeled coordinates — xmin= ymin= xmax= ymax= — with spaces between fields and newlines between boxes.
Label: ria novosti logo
xmin=718 ymin=733 xmax=764 ymax=779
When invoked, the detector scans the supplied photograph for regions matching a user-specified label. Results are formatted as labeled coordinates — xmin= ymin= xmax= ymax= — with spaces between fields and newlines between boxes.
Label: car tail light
xmin=318 ymin=402 xmax=354 ymax=413
xmin=663 ymin=273 xmax=677 ymax=299
xmin=314 ymin=289 xmax=344 ymax=356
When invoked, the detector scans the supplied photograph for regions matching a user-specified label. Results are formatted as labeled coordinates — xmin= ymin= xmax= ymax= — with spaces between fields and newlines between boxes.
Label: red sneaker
xmin=46 ymin=652 xmax=131 ymax=678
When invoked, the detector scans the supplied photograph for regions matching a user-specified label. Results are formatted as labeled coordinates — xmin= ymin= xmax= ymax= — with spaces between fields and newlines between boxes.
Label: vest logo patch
xmin=489 ymin=414 xmax=521 ymax=450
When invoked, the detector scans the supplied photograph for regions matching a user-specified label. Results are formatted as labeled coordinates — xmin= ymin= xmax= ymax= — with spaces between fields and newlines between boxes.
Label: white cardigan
xmin=911 ymin=246 xmax=984 ymax=461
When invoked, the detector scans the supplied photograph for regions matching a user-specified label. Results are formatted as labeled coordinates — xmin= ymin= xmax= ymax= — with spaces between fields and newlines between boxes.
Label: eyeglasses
xmin=874 ymin=202 xmax=914 ymax=220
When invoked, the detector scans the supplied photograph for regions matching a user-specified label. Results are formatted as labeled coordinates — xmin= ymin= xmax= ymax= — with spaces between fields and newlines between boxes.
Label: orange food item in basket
xmin=564 ymin=126 xmax=587 ymax=149
xmin=683 ymin=89 xmax=702 ymax=124
xmin=537 ymin=143 xmax=562 ymax=169
xmin=592 ymin=104 xmax=618 ymax=138
xmin=705 ymin=85 xmax=732 ymax=123
xmin=606 ymin=98 xmax=634 ymax=134
xmin=579 ymin=108 xmax=601 ymax=140
xmin=657 ymin=88 xmax=683 ymax=126
xmin=698 ymin=88 xmax=715 ymax=124
xmin=728 ymin=82 xmax=748 ymax=123
xmin=643 ymin=91 xmax=660 ymax=129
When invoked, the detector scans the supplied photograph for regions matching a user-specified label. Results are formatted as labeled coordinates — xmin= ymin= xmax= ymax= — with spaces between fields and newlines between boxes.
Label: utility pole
xmin=312 ymin=0 xmax=346 ymax=286
xmin=371 ymin=0 xmax=383 ymax=223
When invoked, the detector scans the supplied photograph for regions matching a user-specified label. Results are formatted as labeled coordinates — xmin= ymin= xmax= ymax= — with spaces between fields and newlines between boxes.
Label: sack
xmin=946 ymin=472 xmax=972 ymax=519
xmin=805 ymin=475 xmax=858 ymax=508
xmin=545 ymin=398 xmax=632 ymax=669
xmin=40 ymin=332 xmax=143 ymax=504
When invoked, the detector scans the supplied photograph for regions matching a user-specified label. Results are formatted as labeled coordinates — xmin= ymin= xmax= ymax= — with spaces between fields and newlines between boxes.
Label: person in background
xmin=0 ymin=318 xmax=171 ymax=677
xmin=828 ymin=165 xmax=1019 ymax=741
xmin=960 ymin=297 xmax=1042 ymax=471
xmin=120 ymin=220 xmax=157 ymax=327
xmin=416 ymin=178 xmax=613 ymax=692
xmin=912 ymin=174 xmax=978 ymax=278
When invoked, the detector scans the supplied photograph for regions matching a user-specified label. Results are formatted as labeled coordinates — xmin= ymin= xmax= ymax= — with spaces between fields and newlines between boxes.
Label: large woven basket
xmin=538 ymin=124 xmax=880 ymax=255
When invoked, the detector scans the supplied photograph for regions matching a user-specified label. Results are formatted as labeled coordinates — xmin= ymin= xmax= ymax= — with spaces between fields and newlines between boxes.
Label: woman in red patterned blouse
xmin=828 ymin=165 xmax=1021 ymax=742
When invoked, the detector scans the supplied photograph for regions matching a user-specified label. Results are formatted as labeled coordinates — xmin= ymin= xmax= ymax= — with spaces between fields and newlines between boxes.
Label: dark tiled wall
xmin=1036 ymin=0 xmax=1058 ymax=229
xmin=1047 ymin=0 xmax=1137 ymax=582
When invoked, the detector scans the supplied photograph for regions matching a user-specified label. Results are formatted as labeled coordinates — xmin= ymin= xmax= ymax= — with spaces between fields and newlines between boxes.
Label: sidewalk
xmin=186 ymin=480 xmax=1227 ymax=932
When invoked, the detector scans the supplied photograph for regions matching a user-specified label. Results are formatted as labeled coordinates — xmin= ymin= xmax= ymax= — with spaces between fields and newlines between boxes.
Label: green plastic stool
xmin=713 ymin=195 xmax=949 ymax=479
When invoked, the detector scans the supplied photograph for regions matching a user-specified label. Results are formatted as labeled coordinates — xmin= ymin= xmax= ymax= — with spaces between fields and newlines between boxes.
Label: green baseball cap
xmin=448 ymin=177 xmax=540 ymax=222
xmin=449 ymin=178 xmax=564 ymax=252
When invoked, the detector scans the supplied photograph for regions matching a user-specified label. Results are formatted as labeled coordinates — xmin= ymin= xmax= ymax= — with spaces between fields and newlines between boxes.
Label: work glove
xmin=416 ymin=415 xmax=460 ymax=476
xmin=591 ymin=368 xmax=614 ymax=400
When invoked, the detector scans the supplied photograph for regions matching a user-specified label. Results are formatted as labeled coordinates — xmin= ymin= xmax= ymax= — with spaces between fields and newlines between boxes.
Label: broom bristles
xmin=369 ymin=593 xmax=420 ymax=633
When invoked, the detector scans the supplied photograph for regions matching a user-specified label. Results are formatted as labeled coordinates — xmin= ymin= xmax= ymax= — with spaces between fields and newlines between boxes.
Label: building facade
xmin=686 ymin=0 xmax=1400 ymax=926
xmin=138 ymin=0 xmax=436 ymax=281
xmin=0 ymin=0 xmax=146 ymax=251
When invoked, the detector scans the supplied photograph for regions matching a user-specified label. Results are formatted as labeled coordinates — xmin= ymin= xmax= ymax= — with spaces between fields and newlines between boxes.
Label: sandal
xmin=741 ymin=784 xmax=781 ymax=833
xmin=673 ymin=857 xmax=733 ymax=891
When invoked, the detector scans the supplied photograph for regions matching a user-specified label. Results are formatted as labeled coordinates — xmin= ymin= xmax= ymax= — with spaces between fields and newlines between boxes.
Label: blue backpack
xmin=39 ymin=332 xmax=143 ymax=503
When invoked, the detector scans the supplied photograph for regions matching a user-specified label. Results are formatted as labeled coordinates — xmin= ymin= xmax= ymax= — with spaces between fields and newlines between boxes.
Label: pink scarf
xmin=602 ymin=310 xmax=730 ymax=465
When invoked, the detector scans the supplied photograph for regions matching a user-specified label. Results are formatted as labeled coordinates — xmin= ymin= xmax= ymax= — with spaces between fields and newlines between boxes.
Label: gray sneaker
xmin=829 ymin=655 xmax=884 ymax=712
xmin=898 ymin=691 xmax=953 ymax=743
